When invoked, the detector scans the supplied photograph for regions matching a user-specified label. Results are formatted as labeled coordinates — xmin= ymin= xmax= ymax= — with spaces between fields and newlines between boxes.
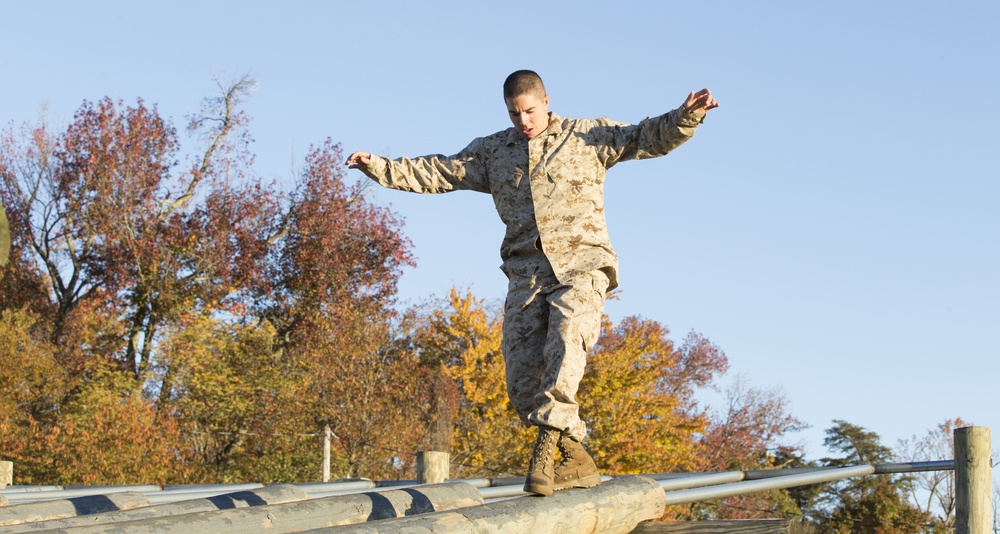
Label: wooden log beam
xmin=0 ymin=491 xmax=148 ymax=527
xmin=309 ymin=475 xmax=665 ymax=534
xmin=1 ymin=484 xmax=307 ymax=533
xmin=35 ymin=481 xmax=483 ymax=533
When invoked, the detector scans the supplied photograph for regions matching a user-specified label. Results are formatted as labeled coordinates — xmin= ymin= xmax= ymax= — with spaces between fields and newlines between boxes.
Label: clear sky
xmin=2 ymin=0 xmax=997 ymax=467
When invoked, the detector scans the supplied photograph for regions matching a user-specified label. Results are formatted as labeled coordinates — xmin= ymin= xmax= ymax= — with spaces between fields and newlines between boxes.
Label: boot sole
xmin=523 ymin=483 xmax=554 ymax=497
xmin=553 ymin=473 xmax=602 ymax=491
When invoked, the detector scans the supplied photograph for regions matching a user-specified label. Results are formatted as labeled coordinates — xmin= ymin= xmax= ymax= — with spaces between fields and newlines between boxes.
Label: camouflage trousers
xmin=501 ymin=262 xmax=609 ymax=442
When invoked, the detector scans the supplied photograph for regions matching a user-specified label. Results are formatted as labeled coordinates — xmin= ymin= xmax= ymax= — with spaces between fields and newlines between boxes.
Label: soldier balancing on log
xmin=347 ymin=69 xmax=718 ymax=496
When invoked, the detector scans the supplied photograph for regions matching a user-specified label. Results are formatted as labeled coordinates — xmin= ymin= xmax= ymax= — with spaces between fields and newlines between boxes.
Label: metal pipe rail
xmin=0 ymin=460 xmax=954 ymax=505
xmin=477 ymin=460 xmax=956 ymax=501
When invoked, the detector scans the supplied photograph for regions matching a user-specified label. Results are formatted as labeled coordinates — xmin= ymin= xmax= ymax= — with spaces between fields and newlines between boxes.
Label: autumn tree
xmin=158 ymin=314 xmax=319 ymax=483
xmin=0 ymin=304 xmax=189 ymax=485
xmin=250 ymin=138 xmax=420 ymax=480
xmin=0 ymin=75 xmax=278 ymax=389
xmin=401 ymin=293 xmax=737 ymax=483
xmin=581 ymin=317 xmax=728 ymax=476
xmin=688 ymin=376 xmax=809 ymax=520
xmin=405 ymin=289 xmax=529 ymax=479
xmin=0 ymin=76 xmax=419 ymax=484
xmin=0 ymin=308 xmax=73 ymax=483
xmin=896 ymin=418 xmax=970 ymax=528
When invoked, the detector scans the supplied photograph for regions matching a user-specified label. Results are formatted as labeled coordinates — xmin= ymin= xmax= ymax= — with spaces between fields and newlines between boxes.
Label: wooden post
xmin=416 ymin=451 xmax=449 ymax=484
xmin=0 ymin=461 xmax=12 ymax=489
xmin=322 ymin=425 xmax=332 ymax=482
xmin=0 ymin=201 xmax=10 ymax=271
xmin=955 ymin=426 xmax=992 ymax=534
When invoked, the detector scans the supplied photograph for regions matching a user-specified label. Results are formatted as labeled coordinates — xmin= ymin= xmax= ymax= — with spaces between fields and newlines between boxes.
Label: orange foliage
xmin=582 ymin=317 xmax=728 ymax=475
xmin=0 ymin=309 xmax=188 ymax=485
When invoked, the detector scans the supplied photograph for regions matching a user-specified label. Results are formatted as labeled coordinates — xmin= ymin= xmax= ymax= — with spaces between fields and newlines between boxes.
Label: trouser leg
xmin=502 ymin=269 xmax=609 ymax=442
xmin=502 ymin=271 xmax=551 ymax=425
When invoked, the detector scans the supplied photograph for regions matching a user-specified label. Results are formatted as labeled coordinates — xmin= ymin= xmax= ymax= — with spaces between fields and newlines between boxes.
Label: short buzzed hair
xmin=503 ymin=70 xmax=546 ymax=99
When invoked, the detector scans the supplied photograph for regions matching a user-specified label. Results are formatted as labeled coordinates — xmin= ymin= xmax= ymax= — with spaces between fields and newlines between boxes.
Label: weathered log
xmin=307 ymin=475 xmax=665 ymax=534
xmin=2 ymin=484 xmax=307 ymax=533
xmin=32 ymin=481 xmax=482 ymax=533
xmin=0 ymin=491 xmax=149 ymax=527
xmin=631 ymin=519 xmax=791 ymax=533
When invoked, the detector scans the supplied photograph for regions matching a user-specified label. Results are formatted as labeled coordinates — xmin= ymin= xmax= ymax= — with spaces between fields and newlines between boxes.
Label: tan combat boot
xmin=553 ymin=434 xmax=601 ymax=491
xmin=523 ymin=426 xmax=559 ymax=496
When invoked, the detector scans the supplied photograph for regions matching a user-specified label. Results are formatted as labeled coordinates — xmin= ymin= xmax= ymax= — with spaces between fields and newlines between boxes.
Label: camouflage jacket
xmin=360 ymin=107 xmax=704 ymax=290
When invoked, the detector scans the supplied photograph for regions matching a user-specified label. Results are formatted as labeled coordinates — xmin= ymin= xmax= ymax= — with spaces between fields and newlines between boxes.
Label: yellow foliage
xmin=412 ymin=289 xmax=532 ymax=478
xmin=581 ymin=317 xmax=712 ymax=475
xmin=0 ymin=308 xmax=190 ymax=484
xmin=410 ymin=290 xmax=726 ymax=480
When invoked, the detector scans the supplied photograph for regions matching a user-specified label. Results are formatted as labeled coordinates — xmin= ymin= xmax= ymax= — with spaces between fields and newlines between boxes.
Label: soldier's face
xmin=505 ymin=92 xmax=550 ymax=140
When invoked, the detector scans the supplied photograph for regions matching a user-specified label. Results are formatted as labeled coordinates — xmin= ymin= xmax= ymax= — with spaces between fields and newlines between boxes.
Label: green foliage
xmin=809 ymin=420 xmax=939 ymax=533
xmin=159 ymin=314 xmax=316 ymax=482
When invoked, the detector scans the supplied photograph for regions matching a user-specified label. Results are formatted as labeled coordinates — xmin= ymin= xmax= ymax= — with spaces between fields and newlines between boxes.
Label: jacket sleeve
xmin=359 ymin=137 xmax=490 ymax=194
xmin=591 ymin=107 xmax=706 ymax=169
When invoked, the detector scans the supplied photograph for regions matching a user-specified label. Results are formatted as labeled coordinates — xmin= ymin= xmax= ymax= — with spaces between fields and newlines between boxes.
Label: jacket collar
xmin=505 ymin=112 xmax=563 ymax=145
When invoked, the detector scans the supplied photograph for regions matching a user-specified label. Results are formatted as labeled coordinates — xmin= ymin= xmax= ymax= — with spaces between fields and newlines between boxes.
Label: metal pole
xmin=662 ymin=465 xmax=876 ymax=506
xmin=322 ymin=425 xmax=332 ymax=483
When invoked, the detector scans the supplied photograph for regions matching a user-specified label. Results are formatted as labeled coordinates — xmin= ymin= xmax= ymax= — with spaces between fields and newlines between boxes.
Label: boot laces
xmin=532 ymin=429 xmax=556 ymax=466
xmin=557 ymin=435 xmax=572 ymax=458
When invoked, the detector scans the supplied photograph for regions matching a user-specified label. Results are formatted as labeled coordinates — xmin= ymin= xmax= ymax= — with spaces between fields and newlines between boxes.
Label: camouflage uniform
xmin=359 ymin=106 xmax=704 ymax=440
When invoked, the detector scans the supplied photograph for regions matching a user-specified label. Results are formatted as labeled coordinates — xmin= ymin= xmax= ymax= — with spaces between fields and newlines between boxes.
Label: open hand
xmin=682 ymin=89 xmax=719 ymax=114
xmin=346 ymin=152 xmax=373 ymax=169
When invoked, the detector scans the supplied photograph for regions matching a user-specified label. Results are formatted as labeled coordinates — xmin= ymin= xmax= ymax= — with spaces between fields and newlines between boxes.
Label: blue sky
xmin=2 ymin=0 xmax=997 ymax=468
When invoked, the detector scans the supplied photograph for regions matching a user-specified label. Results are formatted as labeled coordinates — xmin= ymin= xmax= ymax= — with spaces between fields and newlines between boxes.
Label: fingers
xmin=683 ymin=90 xmax=698 ymax=109
xmin=345 ymin=151 xmax=372 ymax=169
xmin=684 ymin=89 xmax=719 ymax=113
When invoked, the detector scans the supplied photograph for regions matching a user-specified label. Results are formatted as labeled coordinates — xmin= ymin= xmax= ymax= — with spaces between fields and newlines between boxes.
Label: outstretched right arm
xmin=346 ymin=142 xmax=489 ymax=195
